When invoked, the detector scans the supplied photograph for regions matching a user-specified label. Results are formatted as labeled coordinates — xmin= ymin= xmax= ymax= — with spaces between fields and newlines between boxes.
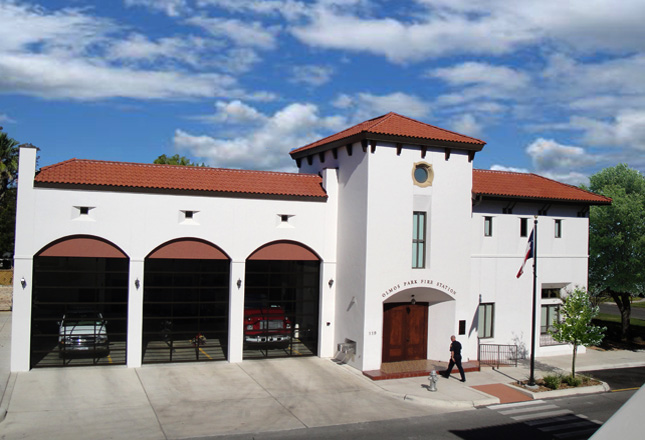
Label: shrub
xmin=543 ymin=374 xmax=562 ymax=390
xmin=563 ymin=375 xmax=582 ymax=387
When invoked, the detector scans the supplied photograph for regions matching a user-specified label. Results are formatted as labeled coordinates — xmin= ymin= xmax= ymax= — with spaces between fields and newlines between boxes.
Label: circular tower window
xmin=412 ymin=162 xmax=434 ymax=187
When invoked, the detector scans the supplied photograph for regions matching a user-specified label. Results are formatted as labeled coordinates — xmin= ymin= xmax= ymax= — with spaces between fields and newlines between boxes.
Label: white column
xmin=11 ymin=145 xmax=38 ymax=372
xmin=228 ymin=261 xmax=245 ymax=363
xmin=126 ymin=259 xmax=144 ymax=368
xmin=11 ymin=258 xmax=33 ymax=371
xmin=318 ymin=261 xmax=337 ymax=357
xmin=319 ymin=168 xmax=339 ymax=358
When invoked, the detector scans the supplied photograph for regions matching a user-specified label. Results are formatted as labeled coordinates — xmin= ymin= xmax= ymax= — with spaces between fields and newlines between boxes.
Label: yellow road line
xmin=199 ymin=347 xmax=212 ymax=359
xmin=611 ymin=387 xmax=640 ymax=392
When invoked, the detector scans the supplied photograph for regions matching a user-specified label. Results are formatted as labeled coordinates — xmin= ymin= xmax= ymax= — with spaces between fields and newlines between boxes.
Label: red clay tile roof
xmin=473 ymin=169 xmax=611 ymax=204
xmin=290 ymin=112 xmax=486 ymax=157
xmin=34 ymin=159 xmax=327 ymax=198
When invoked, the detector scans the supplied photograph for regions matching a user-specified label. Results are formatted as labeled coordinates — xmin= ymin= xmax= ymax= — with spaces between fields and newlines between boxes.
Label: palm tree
xmin=0 ymin=129 xmax=20 ymax=202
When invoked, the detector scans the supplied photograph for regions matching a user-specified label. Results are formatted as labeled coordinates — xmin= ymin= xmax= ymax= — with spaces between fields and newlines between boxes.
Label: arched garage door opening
xmin=31 ymin=236 xmax=129 ymax=368
xmin=143 ymin=238 xmax=230 ymax=363
xmin=244 ymin=241 xmax=320 ymax=359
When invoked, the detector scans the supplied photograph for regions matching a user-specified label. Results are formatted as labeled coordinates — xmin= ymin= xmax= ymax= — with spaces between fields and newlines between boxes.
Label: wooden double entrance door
xmin=382 ymin=303 xmax=428 ymax=363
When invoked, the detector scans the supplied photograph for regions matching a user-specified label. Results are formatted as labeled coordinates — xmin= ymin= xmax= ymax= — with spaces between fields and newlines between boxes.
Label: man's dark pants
xmin=444 ymin=356 xmax=466 ymax=381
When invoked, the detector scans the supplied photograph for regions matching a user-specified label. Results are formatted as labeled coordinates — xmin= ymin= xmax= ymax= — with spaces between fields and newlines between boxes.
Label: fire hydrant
xmin=428 ymin=370 xmax=438 ymax=392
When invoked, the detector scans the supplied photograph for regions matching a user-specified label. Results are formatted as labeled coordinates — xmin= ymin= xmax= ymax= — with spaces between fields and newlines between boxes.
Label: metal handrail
xmin=478 ymin=343 xmax=519 ymax=368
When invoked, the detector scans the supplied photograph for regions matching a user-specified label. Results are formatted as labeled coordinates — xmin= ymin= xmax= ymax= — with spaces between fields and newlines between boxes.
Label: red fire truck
xmin=244 ymin=305 xmax=292 ymax=346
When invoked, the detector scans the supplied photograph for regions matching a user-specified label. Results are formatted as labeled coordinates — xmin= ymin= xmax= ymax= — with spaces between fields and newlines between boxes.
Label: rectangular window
xmin=541 ymin=304 xmax=560 ymax=335
xmin=478 ymin=303 xmax=494 ymax=338
xmin=555 ymin=219 xmax=562 ymax=238
xmin=520 ymin=218 xmax=528 ymax=237
xmin=79 ymin=206 xmax=90 ymax=215
xmin=541 ymin=288 xmax=561 ymax=299
xmin=484 ymin=216 xmax=493 ymax=237
xmin=412 ymin=212 xmax=426 ymax=269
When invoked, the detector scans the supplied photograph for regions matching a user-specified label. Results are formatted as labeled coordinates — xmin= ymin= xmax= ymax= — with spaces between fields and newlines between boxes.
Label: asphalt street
xmin=212 ymin=391 xmax=635 ymax=440
xmin=599 ymin=303 xmax=645 ymax=320
xmin=582 ymin=366 xmax=645 ymax=390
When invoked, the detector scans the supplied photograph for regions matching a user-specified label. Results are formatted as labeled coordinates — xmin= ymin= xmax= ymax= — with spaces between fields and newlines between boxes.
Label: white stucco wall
xmin=13 ymin=140 xmax=594 ymax=372
xmin=12 ymin=145 xmax=338 ymax=371
xmin=471 ymin=201 xmax=590 ymax=359
xmin=301 ymin=143 xmax=475 ymax=371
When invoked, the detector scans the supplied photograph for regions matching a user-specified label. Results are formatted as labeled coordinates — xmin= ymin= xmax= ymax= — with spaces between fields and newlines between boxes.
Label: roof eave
xmin=33 ymin=181 xmax=328 ymax=201
xmin=473 ymin=192 xmax=612 ymax=205
xmin=290 ymin=131 xmax=485 ymax=160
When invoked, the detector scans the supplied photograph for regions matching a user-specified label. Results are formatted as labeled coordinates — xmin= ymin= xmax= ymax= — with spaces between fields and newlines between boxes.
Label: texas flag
xmin=516 ymin=229 xmax=534 ymax=278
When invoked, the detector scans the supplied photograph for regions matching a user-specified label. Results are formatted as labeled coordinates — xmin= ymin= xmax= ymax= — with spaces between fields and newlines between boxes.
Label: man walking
xmin=442 ymin=335 xmax=466 ymax=382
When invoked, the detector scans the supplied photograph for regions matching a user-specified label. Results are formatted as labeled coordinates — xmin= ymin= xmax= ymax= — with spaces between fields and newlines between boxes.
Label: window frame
xmin=484 ymin=216 xmax=493 ymax=237
xmin=554 ymin=219 xmax=562 ymax=238
xmin=478 ymin=303 xmax=494 ymax=339
xmin=412 ymin=211 xmax=427 ymax=269
xmin=520 ymin=218 xmax=528 ymax=237
xmin=541 ymin=304 xmax=560 ymax=335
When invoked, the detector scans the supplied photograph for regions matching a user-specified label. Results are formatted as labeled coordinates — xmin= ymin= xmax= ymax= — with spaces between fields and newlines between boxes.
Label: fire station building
xmin=10 ymin=112 xmax=610 ymax=372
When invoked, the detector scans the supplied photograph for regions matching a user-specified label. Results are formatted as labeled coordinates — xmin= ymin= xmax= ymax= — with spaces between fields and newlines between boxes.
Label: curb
xmin=579 ymin=360 xmax=645 ymax=372
xmin=402 ymin=392 xmax=498 ymax=409
xmin=508 ymin=381 xmax=610 ymax=400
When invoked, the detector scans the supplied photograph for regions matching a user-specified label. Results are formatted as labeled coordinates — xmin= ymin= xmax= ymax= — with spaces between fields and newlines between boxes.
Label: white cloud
xmin=572 ymin=112 xmax=645 ymax=151
xmin=430 ymin=62 xmax=530 ymax=91
xmin=174 ymin=102 xmax=347 ymax=171
xmin=0 ymin=2 xmax=269 ymax=100
xmin=543 ymin=53 xmax=645 ymax=97
xmin=526 ymin=138 xmax=598 ymax=172
xmin=217 ymin=48 xmax=263 ymax=74
xmin=490 ymin=165 xmax=529 ymax=173
xmin=530 ymin=111 xmax=645 ymax=153
xmin=0 ymin=2 xmax=114 ymax=53
xmin=0 ymin=113 xmax=16 ymax=124
xmin=430 ymin=62 xmax=532 ymax=110
xmin=290 ymin=65 xmax=334 ymax=87
xmin=106 ymin=34 xmax=218 ymax=68
xmin=186 ymin=16 xmax=280 ymax=49
xmin=198 ymin=100 xmax=268 ymax=124
xmin=332 ymin=92 xmax=431 ymax=121
xmin=291 ymin=9 xmax=531 ymax=63
xmin=195 ymin=0 xmax=309 ymax=20
xmin=0 ymin=53 xmax=238 ymax=100
xmin=124 ymin=0 xmax=189 ymax=17
xmin=289 ymin=1 xmax=645 ymax=63
xmin=450 ymin=114 xmax=483 ymax=138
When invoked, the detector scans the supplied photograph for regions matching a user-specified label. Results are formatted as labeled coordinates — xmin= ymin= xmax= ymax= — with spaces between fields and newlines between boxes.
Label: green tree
xmin=585 ymin=164 xmax=645 ymax=340
xmin=0 ymin=128 xmax=19 ymax=259
xmin=0 ymin=187 xmax=16 ymax=258
xmin=0 ymin=129 xmax=19 ymax=202
xmin=549 ymin=287 xmax=606 ymax=377
xmin=153 ymin=154 xmax=206 ymax=167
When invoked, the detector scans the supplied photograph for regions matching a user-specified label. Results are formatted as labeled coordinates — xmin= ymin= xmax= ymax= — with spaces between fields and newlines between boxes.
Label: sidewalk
xmin=0 ymin=309 xmax=643 ymax=439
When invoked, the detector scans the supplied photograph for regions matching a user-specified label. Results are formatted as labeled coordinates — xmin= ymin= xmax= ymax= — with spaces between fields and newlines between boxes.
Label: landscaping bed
xmin=514 ymin=375 xmax=602 ymax=392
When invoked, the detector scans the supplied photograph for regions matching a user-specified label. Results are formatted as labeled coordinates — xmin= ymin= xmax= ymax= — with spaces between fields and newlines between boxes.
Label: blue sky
xmin=1 ymin=0 xmax=645 ymax=184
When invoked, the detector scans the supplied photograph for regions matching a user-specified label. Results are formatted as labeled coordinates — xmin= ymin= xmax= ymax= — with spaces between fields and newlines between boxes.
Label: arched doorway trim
xmin=247 ymin=240 xmax=320 ymax=261
xmin=36 ymin=235 xmax=128 ymax=259
xmin=147 ymin=238 xmax=229 ymax=260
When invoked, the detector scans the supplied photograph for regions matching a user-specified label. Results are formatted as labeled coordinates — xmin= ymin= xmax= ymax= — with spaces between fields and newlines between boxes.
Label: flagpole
xmin=528 ymin=216 xmax=538 ymax=386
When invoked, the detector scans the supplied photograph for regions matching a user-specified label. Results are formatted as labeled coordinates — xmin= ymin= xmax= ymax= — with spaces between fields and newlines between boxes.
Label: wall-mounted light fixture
xmin=328 ymin=279 xmax=334 ymax=288
xmin=20 ymin=277 xmax=26 ymax=288
xmin=411 ymin=294 xmax=416 ymax=305
xmin=237 ymin=278 xmax=242 ymax=289
xmin=135 ymin=278 xmax=140 ymax=289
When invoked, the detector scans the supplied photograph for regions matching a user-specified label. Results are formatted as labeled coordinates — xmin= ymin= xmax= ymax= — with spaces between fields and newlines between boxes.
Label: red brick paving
xmin=471 ymin=384 xmax=532 ymax=404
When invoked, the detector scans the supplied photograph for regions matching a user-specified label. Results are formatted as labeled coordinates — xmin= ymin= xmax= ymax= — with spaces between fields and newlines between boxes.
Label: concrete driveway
xmin=1 ymin=349 xmax=441 ymax=439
